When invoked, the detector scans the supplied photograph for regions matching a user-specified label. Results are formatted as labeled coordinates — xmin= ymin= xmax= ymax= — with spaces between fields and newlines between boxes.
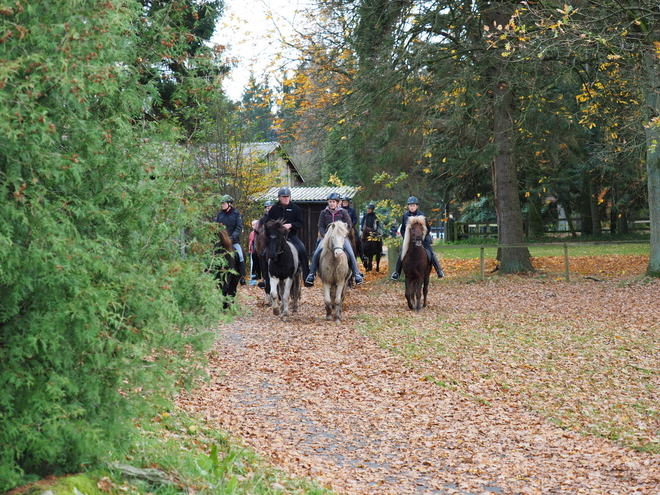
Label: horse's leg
xmin=324 ymin=284 xmax=333 ymax=321
xmin=334 ymin=282 xmax=345 ymax=322
xmin=281 ymin=277 xmax=293 ymax=317
xmin=270 ymin=276 xmax=280 ymax=315
xmin=423 ymin=273 xmax=430 ymax=308
xmin=291 ymin=269 xmax=301 ymax=313
xmin=405 ymin=280 xmax=414 ymax=310
xmin=375 ymin=250 xmax=381 ymax=272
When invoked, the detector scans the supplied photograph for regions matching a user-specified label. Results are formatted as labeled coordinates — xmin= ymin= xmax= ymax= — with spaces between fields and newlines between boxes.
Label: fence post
xmin=480 ymin=246 xmax=485 ymax=280
xmin=563 ymin=243 xmax=570 ymax=282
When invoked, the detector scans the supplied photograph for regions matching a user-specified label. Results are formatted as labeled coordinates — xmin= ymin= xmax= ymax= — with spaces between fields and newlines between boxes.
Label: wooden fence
xmin=438 ymin=241 xmax=650 ymax=281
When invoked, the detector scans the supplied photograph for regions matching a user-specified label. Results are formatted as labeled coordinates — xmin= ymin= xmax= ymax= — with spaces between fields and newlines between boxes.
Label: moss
xmin=19 ymin=475 xmax=103 ymax=495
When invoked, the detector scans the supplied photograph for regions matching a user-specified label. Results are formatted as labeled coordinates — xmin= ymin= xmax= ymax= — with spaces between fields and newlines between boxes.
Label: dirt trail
xmin=180 ymin=266 xmax=659 ymax=494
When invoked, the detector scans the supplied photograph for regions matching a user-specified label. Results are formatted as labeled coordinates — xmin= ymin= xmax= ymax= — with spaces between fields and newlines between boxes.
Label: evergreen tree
xmin=0 ymin=0 xmax=225 ymax=489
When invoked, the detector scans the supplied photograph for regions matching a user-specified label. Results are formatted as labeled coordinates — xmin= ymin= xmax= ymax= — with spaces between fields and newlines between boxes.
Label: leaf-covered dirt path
xmin=179 ymin=258 xmax=659 ymax=494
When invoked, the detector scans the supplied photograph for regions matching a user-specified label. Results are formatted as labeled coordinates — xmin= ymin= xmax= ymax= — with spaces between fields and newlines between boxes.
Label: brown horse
xmin=401 ymin=216 xmax=431 ymax=311
xmin=212 ymin=229 xmax=241 ymax=309
xmin=319 ymin=221 xmax=351 ymax=322
xmin=360 ymin=226 xmax=383 ymax=272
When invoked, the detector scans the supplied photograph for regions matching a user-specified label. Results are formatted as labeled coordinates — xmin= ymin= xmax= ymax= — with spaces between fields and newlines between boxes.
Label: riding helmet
xmin=221 ymin=194 xmax=234 ymax=203
xmin=367 ymin=203 xmax=375 ymax=209
xmin=264 ymin=200 xmax=274 ymax=207
xmin=278 ymin=187 xmax=291 ymax=197
xmin=341 ymin=196 xmax=351 ymax=201
xmin=407 ymin=196 xmax=419 ymax=205
xmin=327 ymin=192 xmax=342 ymax=201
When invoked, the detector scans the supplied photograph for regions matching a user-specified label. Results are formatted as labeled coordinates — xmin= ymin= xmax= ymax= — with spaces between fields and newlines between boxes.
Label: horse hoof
xmin=273 ymin=307 xmax=280 ymax=316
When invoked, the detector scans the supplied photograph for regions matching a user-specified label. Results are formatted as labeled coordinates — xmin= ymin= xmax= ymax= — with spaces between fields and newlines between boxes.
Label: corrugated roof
xmin=259 ymin=186 xmax=359 ymax=203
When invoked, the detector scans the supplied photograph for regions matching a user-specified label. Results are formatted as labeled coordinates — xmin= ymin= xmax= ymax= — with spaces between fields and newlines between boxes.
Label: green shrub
xmin=0 ymin=1 xmax=224 ymax=489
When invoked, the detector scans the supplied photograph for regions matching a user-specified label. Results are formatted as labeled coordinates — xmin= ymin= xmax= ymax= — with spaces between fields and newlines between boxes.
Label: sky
xmin=212 ymin=0 xmax=307 ymax=102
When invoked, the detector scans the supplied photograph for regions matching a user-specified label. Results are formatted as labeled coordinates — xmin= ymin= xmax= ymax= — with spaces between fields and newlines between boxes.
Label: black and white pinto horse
xmin=319 ymin=221 xmax=351 ymax=323
xmin=360 ymin=226 xmax=383 ymax=272
xmin=401 ymin=216 xmax=431 ymax=311
xmin=264 ymin=219 xmax=302 ymax=318
xmin=212 ymin=229 xmax=241 ymax=309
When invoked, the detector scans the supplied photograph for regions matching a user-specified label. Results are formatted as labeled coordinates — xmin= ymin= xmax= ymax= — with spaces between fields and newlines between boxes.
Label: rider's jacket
xmin=215 ymin=206 xmax=243 ymax=244
xmin=318 ymin=207 xmax=352 ymax=238
xmin=268 ymin=201 xmax=304 ymax=237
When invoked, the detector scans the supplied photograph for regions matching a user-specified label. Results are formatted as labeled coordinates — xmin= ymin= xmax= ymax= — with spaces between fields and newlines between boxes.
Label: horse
xmin=360 ymin=226 xmax=383 ymax=272
xmin=264 ymin=219 xmax=302 ymax=318
xmin=319 ymin=221 xmax=352 ymax=322
xmin=401 ymin=216 xmax=431 ymax=311
xmin=212 ymin=229 xmax=241 ymax=309
xmin=254 ymin=217 xmax=272 ymax=306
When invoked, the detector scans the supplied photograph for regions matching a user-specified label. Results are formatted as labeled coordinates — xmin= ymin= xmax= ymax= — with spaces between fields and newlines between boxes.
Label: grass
xmin=356 ymin=277 xmax=660 ymax=454
xmin=11 ymin=405 xmax=335 ymax=495
xmin=101 ymin=406 xmax=335 ymax=495
xmin=435 ymin=238 xmax=650 ymax=260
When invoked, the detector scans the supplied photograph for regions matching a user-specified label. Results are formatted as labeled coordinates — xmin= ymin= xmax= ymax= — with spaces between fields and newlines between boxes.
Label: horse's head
xmin=217 ymin=228 xmax=234 ymax=252
xmin=324 ymin=221 xmax=348 ymax=258
xmin=408 ymin=216 xmax=427 ymax=247
xmin=264 ymin=219 xmax=287 ymax=260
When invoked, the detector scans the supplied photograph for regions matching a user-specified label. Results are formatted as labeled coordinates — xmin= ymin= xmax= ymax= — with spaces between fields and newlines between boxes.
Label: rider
xmin=305 ymin=193 xmax=364 ymax=287
xmin=214 ymin=194 xmax=246 ymax=285
xmin=360 ymin=203 xmax=382 ymax=236
xmin=390 ymin=196 xmax=445 ymax=280
xmin=267 ymin=187 xmax=309 ymax=280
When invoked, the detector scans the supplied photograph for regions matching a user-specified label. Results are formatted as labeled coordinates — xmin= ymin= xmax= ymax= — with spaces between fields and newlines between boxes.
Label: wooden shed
xmin=260 ymin=186 xmax=359 ymax=257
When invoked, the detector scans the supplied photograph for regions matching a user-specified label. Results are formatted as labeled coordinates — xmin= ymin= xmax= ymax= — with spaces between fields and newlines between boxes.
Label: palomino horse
xmin=212 ymin=229 xmax=241 ymax=309
xmin=401 ymin=216 xmax=431 ymax=311
xmin=360 ymin=226 xmax=383 ymax=272
xmin=264 ymin=219 xmax=302 ymax=318
xmin=319 ymin=221 xmax=352 ymax=322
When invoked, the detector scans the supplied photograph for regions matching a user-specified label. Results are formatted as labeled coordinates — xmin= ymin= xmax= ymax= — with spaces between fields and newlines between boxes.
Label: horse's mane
xmin=265 ymin=218 xmax=286 ymax=234
xmin=323 ymin=221 xmax=349 ymax=250
xmin=401 ymin=215 xmax=426 ymax=260
xmin=218 ymin=229 xmax=234 ymax=252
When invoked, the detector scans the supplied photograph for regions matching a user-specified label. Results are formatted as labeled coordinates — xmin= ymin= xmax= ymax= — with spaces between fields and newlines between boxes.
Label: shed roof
xmin=259 ymin=186 xmax=359 ymax=203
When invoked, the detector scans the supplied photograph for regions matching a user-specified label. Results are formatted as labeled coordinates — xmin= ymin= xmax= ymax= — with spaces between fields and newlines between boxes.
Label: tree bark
xmin=491 ymin=76 xmax=533 ymax=273
xmin=644 ymin=46 xmax=660 ymax=275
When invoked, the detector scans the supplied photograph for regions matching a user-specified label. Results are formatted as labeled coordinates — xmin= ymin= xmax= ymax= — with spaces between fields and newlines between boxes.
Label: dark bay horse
xmin=212 ymin=229 xmax=241 ymax=309
xmin=319 ymin=221 xmax=351 ymax=322
xmin=401 ymin=216 xmax=431 ymax=311
xmin=254 ymin=217 xmax=272 ymax=306
xmin=264 ymin=219 xmax=302 ymax=318
xmin=360 ymin=226 xmax=383 ymax=272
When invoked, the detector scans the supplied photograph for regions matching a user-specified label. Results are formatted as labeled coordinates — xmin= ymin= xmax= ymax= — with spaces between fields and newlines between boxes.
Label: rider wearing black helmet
xmin=266 ymin=187 xmax=309 ymax=279
xmin=304 ymin=193 xmax=364 ymax=287
xmin=341 ymin=195 xmax=364 ymax=262
xmin=215 ymin=194 xmax=246 ymax=284
xmin=360 ymin=203 xmax=382 ymax=235
xmin=390 ymin=196 xmax=444 ymax=280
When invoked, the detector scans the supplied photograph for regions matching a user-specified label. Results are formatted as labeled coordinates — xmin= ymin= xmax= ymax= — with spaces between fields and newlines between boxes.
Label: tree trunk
xmin=491 ymin=76 xmax=533 ymax=274
xmin=589 ymin=178 xmax=602 ymax=235
xmin=644 ymin=46 xmax=660 ymax=275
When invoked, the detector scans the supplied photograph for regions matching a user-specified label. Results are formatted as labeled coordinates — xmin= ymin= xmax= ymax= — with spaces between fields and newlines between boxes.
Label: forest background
xmin=1 ymin=0 xmax=659 ymax=492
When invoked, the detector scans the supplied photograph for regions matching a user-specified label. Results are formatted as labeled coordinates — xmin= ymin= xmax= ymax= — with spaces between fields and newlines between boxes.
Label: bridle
xmin=326 ymin=224 xmax=346 ymax=255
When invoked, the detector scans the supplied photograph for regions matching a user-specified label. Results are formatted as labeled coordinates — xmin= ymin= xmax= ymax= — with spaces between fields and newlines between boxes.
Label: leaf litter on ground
xmin=178 ymin=253 xmax=659 ymax=494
